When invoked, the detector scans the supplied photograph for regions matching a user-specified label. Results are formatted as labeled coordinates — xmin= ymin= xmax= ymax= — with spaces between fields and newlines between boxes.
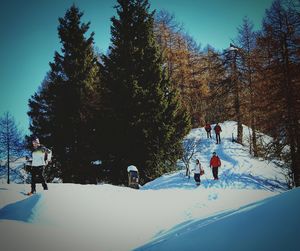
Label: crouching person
xmin=27 ymin=137 xmax=52 ymax=195
xmin=127 ymin=165 xmax=139 ymax=189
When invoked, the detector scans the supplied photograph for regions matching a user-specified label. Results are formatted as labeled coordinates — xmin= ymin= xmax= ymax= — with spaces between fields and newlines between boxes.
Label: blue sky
xmin=0 ymin=0 xmax=273 ymax=134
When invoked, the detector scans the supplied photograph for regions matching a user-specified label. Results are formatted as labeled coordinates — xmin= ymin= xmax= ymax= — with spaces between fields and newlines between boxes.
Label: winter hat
xmin=32 ymin=137 xmax=40 ymax=144
xmin=127 ymin=165 xmax=138 ymax=172
xmin=213 ymin=152 xmax=216 ymax=155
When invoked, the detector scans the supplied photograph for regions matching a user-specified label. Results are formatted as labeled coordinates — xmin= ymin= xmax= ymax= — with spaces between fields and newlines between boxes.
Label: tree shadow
xmin=134 ymin=202 xmax=257 ymax=251
xmin=214 ymin=144 xmax=240 ymax=167
xmin=201 ymin=170 xmax=288 ymax=191
xmin=142 ymin=168 xmax=288 ymax=192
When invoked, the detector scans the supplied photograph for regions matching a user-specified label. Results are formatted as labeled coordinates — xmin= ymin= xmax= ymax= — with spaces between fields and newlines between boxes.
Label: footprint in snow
xmin=208 ymin=193 xmax=218 ymax=200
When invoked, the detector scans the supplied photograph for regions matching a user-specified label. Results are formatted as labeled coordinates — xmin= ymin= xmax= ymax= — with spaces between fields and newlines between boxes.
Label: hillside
xmin=144 ymin=121 xmax=288 ymax=191
xmin=0 ymin=121 xmax=294 ymax=251
xmin=136 ymin=187 xmax=300 ymax=251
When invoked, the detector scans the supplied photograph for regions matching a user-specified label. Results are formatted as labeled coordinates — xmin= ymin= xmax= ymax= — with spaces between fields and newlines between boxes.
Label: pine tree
xmin=28 ymin=5 xmax=101 ymax=183
xmin=28 ymin=74 xmax=53 ymax=141
xmin=102 ymin=0 xmax=191 ymax=184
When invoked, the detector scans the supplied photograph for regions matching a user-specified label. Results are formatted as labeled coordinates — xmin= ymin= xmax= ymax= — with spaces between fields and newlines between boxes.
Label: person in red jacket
xmin=214 ymin=123 xmax=222 ymax=144
xmin=204 ymin=123 xmax=212 ymax=139
xmin=210 ymin=152 xmax=221 ymax=180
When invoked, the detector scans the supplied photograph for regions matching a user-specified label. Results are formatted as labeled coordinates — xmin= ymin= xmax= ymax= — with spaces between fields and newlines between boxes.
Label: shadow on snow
xmin=0 ymin=194 xmax=41 ymax=222
xmin=142 ymin=170 xmax=288 ymax=192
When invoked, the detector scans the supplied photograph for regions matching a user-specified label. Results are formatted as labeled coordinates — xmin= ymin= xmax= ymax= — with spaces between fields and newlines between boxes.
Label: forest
xmin=1 ymin=0 xmax=299 ymax=186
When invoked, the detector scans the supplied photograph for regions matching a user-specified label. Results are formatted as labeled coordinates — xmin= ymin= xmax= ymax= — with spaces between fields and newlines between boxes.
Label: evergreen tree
xmin=0 ymin=112 xmax=25 ymax=184
xmin=28 ymin=74 xmax=53 ymax=141
xmin=28 ymin=5 xmax=101 ymax=183
xmin=102 ymin=0 xmax=191 ymax=184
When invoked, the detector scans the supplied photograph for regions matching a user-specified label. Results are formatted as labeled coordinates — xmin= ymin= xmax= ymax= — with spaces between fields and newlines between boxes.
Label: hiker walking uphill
xmin=210 ymin=152 xmax=221 ymax=180
xmin=214 ymin=123 xmax=222 ymax=144
xmin=27 ymin=137 xmax=51 ymax=195
xmin=204 ymin=123 xmax=212 ymax=139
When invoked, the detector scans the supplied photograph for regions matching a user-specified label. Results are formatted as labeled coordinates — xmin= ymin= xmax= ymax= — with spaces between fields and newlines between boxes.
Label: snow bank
xmin=136 ymin=187 xmax=300 ymax=251
xmin=0 ymin=183 xmax=277 ymax=251
xmin=0 ymin=121 xmax=292 ymax=251
xmin=148 ymin=121 xmax=288 ymax=192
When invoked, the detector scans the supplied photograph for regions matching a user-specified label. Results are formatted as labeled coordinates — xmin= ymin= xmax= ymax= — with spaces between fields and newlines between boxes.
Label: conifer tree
xmin=102 ymin=0 xmax=191 ymax=184
xmin=28 ymin=5 xmax=101 ymax=183
xmin=28 ymin=75 xmax=53 ymax=141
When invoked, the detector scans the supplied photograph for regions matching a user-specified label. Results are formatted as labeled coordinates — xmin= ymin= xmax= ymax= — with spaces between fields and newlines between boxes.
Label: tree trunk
xmin=6 ymin=114 xmax=10 ymax=184
xmin=7 ymin=151 xmax=10 ymax=184
xmin=251 ymin=121 xmax=258 ymax=157
xmin=249 ymin=84 xmax=258 ymax=157
xmin=232 ymin=49 xmax=243 ymax=144
xmin=282 ymin=36 xmax=299 ymax=187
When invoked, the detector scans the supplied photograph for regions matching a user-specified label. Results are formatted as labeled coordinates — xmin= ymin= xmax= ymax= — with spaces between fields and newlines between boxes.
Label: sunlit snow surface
xmin=1 ymin=122 xmax=295 ymax=251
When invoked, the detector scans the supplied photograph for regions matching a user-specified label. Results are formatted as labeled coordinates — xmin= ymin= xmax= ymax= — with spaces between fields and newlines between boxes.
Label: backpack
xmin=44 ymin=149 xmax=52 ymax=163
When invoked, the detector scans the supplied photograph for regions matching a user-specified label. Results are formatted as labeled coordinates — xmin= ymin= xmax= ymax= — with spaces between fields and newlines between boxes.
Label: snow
xmin=0 ymin=184 xmax=280 ymax=251
xmin=137 ymin=187 xmax=300 ymax=251
xmin=127 ymin=165 xmax=138 ymax=172
xmin=0 ymin=121 xmax=296 ymax=251
xmin=0 ymin=157 xmax=29 ymax=184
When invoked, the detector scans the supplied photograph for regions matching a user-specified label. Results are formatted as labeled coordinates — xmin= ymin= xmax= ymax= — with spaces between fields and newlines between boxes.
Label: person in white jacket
xmin=27 ymin=137 xmax=51 ymax=195
xmin=193 ymin=159 xmax=204 ymax=186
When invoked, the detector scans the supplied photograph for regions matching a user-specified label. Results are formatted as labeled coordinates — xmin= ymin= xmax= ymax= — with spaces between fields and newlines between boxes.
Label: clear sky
xmin=0 ymin=0 xmax=274 ymax=134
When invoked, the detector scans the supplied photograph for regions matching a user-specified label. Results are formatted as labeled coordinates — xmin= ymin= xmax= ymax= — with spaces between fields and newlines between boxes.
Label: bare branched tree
xmin=0 ymin=112 xmax=25 ymax=184
xmin=181 ymin=137 xmax=198 ymax=178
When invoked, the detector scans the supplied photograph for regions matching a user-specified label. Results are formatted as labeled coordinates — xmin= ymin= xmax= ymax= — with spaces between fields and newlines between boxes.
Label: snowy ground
xmin=0 ymin=121 xmax=297 ymax=251
xmin=0 ymin=157 xmax=29 ymax=184
xmin=137 ymin=187 xmax=300 ymax=251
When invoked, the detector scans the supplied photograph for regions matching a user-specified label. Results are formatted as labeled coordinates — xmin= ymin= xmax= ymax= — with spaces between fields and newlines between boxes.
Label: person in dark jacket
xmin=204 ymin=123 xmax=212 ymax=139
xmin=210 ymin=152 xmax=221 ymax=180
xmin=214 ymin=123 xmax=222 ymax=144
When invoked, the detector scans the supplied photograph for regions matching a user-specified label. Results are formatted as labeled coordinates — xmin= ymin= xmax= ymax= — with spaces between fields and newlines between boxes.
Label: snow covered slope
xmin=0 ymin=184 xmax=281 ymax=251
xmin=136 ymin=187 xmax=300 ymax=251
xmin=144 ymin=121 xmax=288 ymax=191
xmin=0 ymin=121 xmax=294 ymax=251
